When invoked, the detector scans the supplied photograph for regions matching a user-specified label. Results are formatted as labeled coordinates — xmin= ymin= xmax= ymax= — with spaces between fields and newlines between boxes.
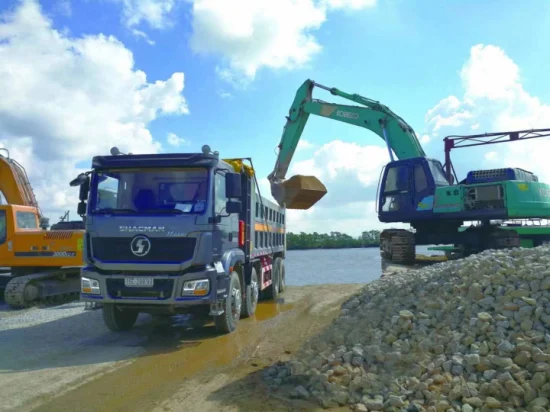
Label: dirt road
xmin=1 ymin=284 xmax=365 ymax=412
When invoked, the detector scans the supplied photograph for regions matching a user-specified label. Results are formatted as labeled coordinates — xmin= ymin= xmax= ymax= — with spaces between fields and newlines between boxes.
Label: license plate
xmin=124 ymin=277 xmax=154 ymax=287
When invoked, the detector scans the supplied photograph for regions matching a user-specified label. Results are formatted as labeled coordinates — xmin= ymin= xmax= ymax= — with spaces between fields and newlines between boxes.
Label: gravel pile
xmin=263 ymin=246 xmax=550 ymax=411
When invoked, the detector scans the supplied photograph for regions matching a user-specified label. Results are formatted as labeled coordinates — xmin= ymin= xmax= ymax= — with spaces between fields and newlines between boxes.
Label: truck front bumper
xmin=79 ymin=265 xmax=230 ymax=308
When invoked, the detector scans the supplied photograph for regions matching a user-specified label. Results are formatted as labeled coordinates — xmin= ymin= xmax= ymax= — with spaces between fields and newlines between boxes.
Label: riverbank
xmin=0 ymin=284 xmax=366 ymax=412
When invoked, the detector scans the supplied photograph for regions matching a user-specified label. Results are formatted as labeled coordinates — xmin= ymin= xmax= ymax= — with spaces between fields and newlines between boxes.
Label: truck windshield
xmin=428 ymin=160 xmax=449 ymax=186
xmin=90 ymin=168 xmax=209 ymax=214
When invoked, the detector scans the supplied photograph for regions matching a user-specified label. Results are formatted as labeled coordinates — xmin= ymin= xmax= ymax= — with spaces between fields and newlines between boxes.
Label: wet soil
xmin=21 ymin=284 xmax=364 ymax=412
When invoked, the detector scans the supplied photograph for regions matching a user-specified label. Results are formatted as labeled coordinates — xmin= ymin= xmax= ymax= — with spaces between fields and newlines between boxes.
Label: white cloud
xmin=426 ymin=43 xmax=550 ymax=183
xmin=54 ymin=0 xmax=72 ymax=17
xmin=321 ymin=0 xmax=376 ymax=9
xmin=166 ymin=132 xmax=186 ymax=146
xmin=420 ymin=134 xmax=430 ymax=144
xmin=189 ymin=0 xmax=376 ymax=83
xmin=484 ymin=151 xmax=498 ymax=161
xmin=257 ymin=140 xmax=398 ymax=235
xmin=285 ymin=201 xmax=405 ymax=236
xmin=131 ymin=28 xmax=156 ymax=45
xmin=297 ymin=139 xmax=317 ymax=150
xmin=108 ymin=0 xmax=180 ymax=30
xmin=218 ymin=91 xmax=233 ymax=99
xmin=0 ymin=0 xmax=188 ymax=223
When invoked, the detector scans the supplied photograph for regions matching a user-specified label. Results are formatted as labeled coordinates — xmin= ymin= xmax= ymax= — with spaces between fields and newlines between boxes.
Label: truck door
xmin=213 ymin=172 xmax=238 ymax=256
xmin=379 ymin=163 xmax=414 ymax=221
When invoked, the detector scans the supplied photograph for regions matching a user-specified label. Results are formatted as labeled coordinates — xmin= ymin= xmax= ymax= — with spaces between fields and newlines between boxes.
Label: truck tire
xmin=214 ymin=271 xmax=241 ymax=333
xmin=274 ymin=257 xmax=285 ymax=293
xmin=102 ymin=303 xmax=139 ymax=331
xmin=241 ymin=267 xmax=259 ymax=318
xmin=265 ymin=262 xmax=279 ymax=300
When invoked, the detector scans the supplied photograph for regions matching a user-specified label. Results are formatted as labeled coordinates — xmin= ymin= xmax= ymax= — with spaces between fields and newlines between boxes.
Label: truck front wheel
xmin=241 ymin=267 xmax=258 ymax=318
xmin=102 ymin=303 xmax=139 ymax=331
xmin=214 ymin=271 xmax=241 ymax=333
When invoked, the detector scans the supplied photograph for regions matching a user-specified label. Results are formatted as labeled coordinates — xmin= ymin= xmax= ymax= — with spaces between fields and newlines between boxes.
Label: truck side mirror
xmin=226 ymin=200 xmax=242 ymax=214
xmin=70 ymin=173 xmax=88 ymax=187
xmin=225 ymin=173 xmax=242 ymax=198
xmin=79 ymin=177 xmax=90 ymax=202
xmin=77 ymin=201 xmax=87 ymax=217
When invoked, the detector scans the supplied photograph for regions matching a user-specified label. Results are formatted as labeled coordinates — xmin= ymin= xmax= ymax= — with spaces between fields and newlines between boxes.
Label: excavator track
xmin=3 ymin=269 xmax=81 ymax=309
xmin=380 ymin=229 xmax=416 ymax=264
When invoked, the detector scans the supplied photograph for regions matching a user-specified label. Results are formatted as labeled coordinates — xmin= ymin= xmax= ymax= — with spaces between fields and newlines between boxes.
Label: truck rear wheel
xmin=241 ymin=267 xmax=258 ymax=318
xmin=274 ymin=257 xmax=285 ymax=293
xmin=102 ymin=303 xmax=139 ymax=331
xmin=214 ymin=271 xmax=241 ymax=333
xmin=264 ymin=262 xmax=279 ymax=300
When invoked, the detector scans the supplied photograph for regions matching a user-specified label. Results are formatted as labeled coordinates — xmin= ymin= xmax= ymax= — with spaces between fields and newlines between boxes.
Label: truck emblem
xmin=130 ymin=235 xmax=151 ymax=257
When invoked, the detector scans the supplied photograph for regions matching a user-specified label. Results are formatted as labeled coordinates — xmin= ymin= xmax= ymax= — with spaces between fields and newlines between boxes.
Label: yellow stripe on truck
xmin=254 ymin=223 xmax=285 ymax=233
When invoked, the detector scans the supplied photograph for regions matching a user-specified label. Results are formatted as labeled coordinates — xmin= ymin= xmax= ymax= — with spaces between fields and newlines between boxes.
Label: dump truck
xmin=269 ymin=79 xmax=550 ymax=263
xmin=0 ymin=148 xmax=85 ymax=307
xmin=70 ymin=145 xmax=315 ymax=333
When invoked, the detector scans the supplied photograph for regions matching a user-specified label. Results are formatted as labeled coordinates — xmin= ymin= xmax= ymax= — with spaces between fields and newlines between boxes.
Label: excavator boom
xmin=269 ymin=79 xmax=425 ymax=210
xmin=0 ymin=148 xmax=48 ymax=228
xmin=0 ymin=148 xmax=40 ymax=206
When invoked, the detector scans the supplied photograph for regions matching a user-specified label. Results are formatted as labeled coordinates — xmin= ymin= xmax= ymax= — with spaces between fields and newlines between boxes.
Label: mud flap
xmin=209 ymin=300 xmax=224 ymax=316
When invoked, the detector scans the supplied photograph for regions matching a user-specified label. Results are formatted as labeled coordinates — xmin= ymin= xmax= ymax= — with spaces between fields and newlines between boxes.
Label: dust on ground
xmin=2 ymin=284 xmax=365 ymax=412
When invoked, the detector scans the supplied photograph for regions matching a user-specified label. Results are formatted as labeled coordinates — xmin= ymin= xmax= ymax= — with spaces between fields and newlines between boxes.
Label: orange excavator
xmin=0 ymin=148 xmax=84 ymax=308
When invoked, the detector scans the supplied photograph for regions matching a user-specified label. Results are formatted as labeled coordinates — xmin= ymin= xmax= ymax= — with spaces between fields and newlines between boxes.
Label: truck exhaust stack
xmin=271 ymin=175 xmax=327 ymax=210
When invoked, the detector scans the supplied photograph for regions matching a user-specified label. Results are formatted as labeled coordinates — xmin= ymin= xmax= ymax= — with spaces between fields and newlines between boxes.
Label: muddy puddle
xmin=26 ymin=285 xmax=363 ymax=412
xmin=30 ymin=298 xmax=296 ymax=412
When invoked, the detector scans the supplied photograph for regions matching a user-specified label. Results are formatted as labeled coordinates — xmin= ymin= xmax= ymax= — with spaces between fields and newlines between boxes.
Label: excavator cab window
xmin=427 ymin=160 xmax=449 ymax=186
xmin=0 ymin=210 xmax=5 ymax=244
xmin=414 ymin=164 xmax=428 ymax=192
xmin=16 ymin=211 xmax=38 ymax=229
xmin=384 ymin=165 xmax=409 ymax=193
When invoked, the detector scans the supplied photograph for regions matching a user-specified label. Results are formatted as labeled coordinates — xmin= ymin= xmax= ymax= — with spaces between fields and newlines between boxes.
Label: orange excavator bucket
xmin=272 ymin=175 xmax=327 ymax=210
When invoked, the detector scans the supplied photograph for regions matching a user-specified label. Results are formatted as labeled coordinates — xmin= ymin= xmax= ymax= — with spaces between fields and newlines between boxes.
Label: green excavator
xmin=268 ymin=79 xmax=550 ymax=263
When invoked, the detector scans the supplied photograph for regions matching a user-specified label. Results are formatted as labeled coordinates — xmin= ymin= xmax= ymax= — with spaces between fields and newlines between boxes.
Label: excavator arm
xmin=0 ymin=148 xmax=48 ymax=228
xmin=268 ymin=79 xmax=425 ymax=209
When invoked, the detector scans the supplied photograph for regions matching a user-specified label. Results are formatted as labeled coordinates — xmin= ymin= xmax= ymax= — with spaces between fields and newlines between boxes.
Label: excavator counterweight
xmin=271 ymin=175 xmax=327 ymax=210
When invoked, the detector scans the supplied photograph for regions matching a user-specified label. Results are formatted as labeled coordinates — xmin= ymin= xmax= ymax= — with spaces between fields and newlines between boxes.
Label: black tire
xmin=102 ymin=303 xmax=139 ymax=331
xmin=241 ymin=267 xmax=259 ymax=318
xmin=265 ymin=261 xmax=279 ymax=300
xmin=274 ymin=257 xmax=285 ymax=293
xmin=214 ymin=271 xmax=241 ymax=334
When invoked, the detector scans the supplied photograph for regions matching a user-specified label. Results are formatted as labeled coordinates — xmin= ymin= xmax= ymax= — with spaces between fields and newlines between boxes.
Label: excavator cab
xmin=270 ymin=175 xmax=327 ymax=210
xmin=378 ymin=157 xmax=446 ymax=223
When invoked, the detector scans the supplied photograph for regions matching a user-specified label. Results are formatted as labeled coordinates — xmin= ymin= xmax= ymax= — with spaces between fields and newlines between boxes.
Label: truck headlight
xmin=182 ymin=279 xmax=210 ymax=296
xmin=82 ymin=277 xmax=100 ymax=295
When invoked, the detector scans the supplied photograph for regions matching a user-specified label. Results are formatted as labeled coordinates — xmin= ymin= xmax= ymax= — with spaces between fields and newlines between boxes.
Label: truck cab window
xmin=215 ymin=173 xmax=227 ymax=214
xmin=0 ymin=210 xmax=6 ymax=244
xmin=97 ymin=175 xmax=119 ymax=209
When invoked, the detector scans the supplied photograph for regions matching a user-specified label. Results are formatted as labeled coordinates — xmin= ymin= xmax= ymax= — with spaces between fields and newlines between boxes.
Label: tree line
xmin=286 ymin=230 xmax=381 ymax=250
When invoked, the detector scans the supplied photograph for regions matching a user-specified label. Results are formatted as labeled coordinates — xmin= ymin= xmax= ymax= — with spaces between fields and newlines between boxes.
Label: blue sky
xmin=1 ymin=0 xmax=550 ymax=234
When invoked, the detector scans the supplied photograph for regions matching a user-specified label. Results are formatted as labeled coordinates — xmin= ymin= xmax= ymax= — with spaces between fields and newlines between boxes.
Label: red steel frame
xmin=443 ymin=128 xmax=550 ymax=183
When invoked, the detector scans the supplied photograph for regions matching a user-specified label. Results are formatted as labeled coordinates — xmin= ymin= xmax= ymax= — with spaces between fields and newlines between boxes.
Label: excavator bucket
xmin=272 ymin=175 xmax=327 ymax=210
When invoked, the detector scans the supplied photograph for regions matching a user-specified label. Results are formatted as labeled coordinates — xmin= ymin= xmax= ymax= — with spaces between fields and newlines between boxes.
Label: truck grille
xmin=91 ymin=237 xmax=196 ymax=263
xmin=106 ymin=278 xmax=174 ymax=300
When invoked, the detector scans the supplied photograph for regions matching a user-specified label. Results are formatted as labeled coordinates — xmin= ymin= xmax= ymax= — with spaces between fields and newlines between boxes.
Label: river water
xmin=285 ymin=245 xmax=440 ymax=286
